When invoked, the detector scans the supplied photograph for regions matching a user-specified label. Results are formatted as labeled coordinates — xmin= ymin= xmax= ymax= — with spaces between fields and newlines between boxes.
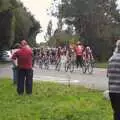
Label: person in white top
xmin=11 ymin=43 xmax=21 ymax=84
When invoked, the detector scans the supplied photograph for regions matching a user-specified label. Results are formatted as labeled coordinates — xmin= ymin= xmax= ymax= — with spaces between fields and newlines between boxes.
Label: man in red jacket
xmin=12 ymin=40 xmax=33 ymax=95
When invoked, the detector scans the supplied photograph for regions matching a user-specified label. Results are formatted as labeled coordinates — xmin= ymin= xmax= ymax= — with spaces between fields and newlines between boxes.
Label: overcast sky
xmin=20 ymin=0 xmax=120 ymax=43
xmin=20 ymin=0 xmax=58 ymax=43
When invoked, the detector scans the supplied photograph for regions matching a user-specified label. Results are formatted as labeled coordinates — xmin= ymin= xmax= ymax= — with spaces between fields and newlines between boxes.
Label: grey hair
xmin=114 ymin=40 xmax=120 ymax=53
xmin=116 ymin=40 xmax=120 ymax=46
xmin=115 ymin=40 xmax=120 ymax=53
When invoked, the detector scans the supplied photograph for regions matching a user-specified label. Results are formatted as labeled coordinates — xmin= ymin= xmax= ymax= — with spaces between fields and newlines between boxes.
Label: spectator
xmin=11 ymin=43 xmax=21 ymax=84
xmin=12 ymin=40 xmax=33 ymax=95
xmin=107 ymin=40 xmax=120 ymax=120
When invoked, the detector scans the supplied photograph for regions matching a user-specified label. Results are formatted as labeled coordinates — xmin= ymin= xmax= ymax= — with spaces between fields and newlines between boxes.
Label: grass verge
xmin=0 ymin=79 xmax=112 ymax=120
xmin=95 ymin=62 xmax=107 ymax=68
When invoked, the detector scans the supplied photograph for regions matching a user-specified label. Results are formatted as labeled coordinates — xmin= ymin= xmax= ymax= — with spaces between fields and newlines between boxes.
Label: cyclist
xmin=55 ymin=47 xmax=66 ymax=71
xmin=60 ymin=50 xmax=67 ymax=64
xmin=51 ymin=48 xmax=56 ymax=64
xmin=82 ymin=46 xmax=94 ymax=62
xmin=67 ymin=45 xmax=76 ymax=63
xmin=43 ymin=51 xmax=49 ymax=69
xmin=64 ymin=45 xmax=76 ymax=72
xmin=40 ymin=48 xmax=45 ymax=58
xmin=56 ymin=47 xmax=62 ymax=63
xmin=75 ymin=41 xmax=84 ymax=68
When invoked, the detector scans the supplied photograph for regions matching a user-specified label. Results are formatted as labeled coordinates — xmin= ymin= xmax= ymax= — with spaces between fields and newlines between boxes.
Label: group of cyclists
xmin=32 ymin=41 xmax=94 ymax=73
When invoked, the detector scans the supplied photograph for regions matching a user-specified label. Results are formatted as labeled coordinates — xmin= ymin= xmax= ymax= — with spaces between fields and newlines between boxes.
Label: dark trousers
xmin=109 ymin=93 xmax=120 ymax=120
xmin=17 ymin=68 xmax=33 ymax=95
xmin=32 ymin=58 xmax=35 ymax=67
xmin=76 ymin=55 xmax=83 ymax=68
xmin=12 ymin=67 xmax=18 ymax=84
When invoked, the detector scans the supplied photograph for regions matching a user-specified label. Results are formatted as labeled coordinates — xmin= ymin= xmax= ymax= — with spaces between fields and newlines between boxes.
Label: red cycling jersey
xmin=75 ymin=45 xmax=84 ymax=56
xmin=83 ymin=47 xmax=93 ymax=61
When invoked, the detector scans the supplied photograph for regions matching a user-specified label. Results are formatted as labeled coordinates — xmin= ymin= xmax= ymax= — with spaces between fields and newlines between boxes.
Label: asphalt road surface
xmin=0 ymin=64 xmax=108 ymax=91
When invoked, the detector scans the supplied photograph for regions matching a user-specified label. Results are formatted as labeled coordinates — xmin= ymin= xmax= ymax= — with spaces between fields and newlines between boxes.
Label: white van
xmin=0 ymin=50 xmax=12 ymax=62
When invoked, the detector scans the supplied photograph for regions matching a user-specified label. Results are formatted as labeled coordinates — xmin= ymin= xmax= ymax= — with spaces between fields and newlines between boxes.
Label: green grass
xmin=95 ymin=62 xmax=107 ymax=68
xmin=0 ymin=79 xmax=112 ymax=120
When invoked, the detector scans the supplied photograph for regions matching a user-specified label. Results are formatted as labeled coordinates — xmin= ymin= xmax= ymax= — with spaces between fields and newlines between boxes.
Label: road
xmin=0 ymin=64 xmax=108 ymax=91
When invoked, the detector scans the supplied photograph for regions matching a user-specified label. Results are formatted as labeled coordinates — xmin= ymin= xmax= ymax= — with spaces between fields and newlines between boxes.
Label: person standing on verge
xmin=12 ymin=40 xmax=33 ymax=95
xmin=11 ymin=43 xmax=21 ymax=85
xmin=107 ymin=40 xmax=120 ymax=120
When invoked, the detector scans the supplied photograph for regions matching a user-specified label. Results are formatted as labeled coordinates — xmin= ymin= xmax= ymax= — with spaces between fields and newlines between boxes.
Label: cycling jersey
xmin=83 ymin=47 xmax=93 ymax=61
xmin=75 ymin=45 xmax=84 ymax=56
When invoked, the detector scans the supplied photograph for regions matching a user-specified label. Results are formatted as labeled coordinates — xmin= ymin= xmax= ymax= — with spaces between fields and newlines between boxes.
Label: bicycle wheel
xmin=81 ymin=61 xmax=87 ymax=73
xmin=65 ymin=62 xmax=69 ymax=72
xmin=39 ymin=61 xmax=43 ymax=69
xmin=56 ymin=62 xmax=61 ymax=71
xmin=88 ymin=62 xmax=93 ymax=74
xmin=70 ymin=62 xmax=74 ymax=73
xmin=45 ymin=63 xmax=49 ymax=69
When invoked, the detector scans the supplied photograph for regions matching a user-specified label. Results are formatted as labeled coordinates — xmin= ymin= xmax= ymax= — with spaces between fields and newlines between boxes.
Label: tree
xmin=47 ymin=20 xmax=53 ymax=38
xmin=45 ymin=20 xmax=53 ymax=45
xmin=13 ymin=1 xmax=41 ymax=47
xmin=52 ymin=0 xmax=120 ymax=61
xmin=0 ymin=0 xmax=41 ymax=50
xmin=0 ymin=9 xmax=13 ymax=50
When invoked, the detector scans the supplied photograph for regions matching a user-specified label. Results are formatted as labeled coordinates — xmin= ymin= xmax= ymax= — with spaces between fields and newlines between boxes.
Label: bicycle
xmin=55 ymin=58 xmax=61 ymax=71
xmin=39 ymin=58 xmax=43 ymax=69
xmin=44 ymin=59 xmax=49 ymax=70
xmin=65 ymin=58 xmax=75 ymax=73
xmin=55 ymin=55 xmax=67 ymax=71
xmin=82 ymin=59 xmax=94 ymax=74
xmin=39 ymin=56 xmax=49 ymax=70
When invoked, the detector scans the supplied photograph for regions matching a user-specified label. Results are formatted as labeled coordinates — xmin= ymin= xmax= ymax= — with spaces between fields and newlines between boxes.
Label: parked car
xmin=0 ymin=50 xmax=12 ymax=62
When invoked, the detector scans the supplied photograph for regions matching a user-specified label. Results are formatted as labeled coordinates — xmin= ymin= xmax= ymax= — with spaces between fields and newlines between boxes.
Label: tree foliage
xmin=52 ymin=0 xmax=120 ymax=61
xmin=47 ymin=20 xmax=53 ymax=38
xmin=44 ymin=20 xmax=53 ymax=42
xmin=0 ymin=0 xmax=41 ymax=50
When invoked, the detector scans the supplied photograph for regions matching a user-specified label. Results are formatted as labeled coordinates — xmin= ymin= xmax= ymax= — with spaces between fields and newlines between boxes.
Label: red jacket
xmin=12 ymin=46 xmax=33 ymax=69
